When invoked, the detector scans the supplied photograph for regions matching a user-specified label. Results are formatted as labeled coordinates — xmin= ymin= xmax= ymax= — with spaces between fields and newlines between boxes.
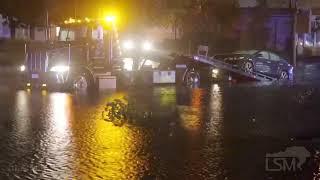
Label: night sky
xmin=0 ymin=0 xmax=144 ymax=24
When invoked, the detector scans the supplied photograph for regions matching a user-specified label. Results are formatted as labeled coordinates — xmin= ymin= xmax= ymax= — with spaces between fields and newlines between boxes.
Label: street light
xmin=291 ymin=0 xmax=298 ymax=67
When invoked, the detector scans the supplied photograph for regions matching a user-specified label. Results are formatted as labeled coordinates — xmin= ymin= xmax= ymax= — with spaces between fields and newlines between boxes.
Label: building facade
xmin=239 ymin=0 xmax=320 ymax=8
xmin=238 ymin=0 xmax=320 ymax=56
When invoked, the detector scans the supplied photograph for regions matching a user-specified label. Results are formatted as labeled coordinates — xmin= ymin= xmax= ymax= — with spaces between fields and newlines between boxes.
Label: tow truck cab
xmin=21 ymin=20 xmax=120 ymax=91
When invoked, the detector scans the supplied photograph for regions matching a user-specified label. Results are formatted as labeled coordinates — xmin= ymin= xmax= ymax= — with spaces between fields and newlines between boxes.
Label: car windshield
xmin=232 ymin=50 xmax=258 ymax=55
xmin=58 ymin=26 xmax=104 ymax=42
xmin=58 ymin=27 xmax=86 ymax=41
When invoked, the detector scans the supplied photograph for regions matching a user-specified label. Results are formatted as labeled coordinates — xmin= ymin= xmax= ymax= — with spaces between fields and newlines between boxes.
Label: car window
xmin=141 ymin=59 xmax=160 ymax=69
xmin=269 ymin=53 xmax=281 ymax=61
xmin=256 ymin=51 xmax=269 ymax=59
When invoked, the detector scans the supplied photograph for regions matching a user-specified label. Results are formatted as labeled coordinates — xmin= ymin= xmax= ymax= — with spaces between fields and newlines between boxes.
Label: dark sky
xmin=0 ymin=0 xmax=147 ymax=24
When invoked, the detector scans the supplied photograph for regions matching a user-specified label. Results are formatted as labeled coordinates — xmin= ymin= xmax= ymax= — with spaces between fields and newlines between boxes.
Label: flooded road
xmin=1 ymin=63 xmax=320 ymax=179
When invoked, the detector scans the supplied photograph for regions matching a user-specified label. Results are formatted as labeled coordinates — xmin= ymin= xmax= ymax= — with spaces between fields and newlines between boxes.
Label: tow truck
xmin=18 ymin=15 xmax=277 ymax=91
xmin=19 ymin=16 xmax=122 ymax=91
xmin=18 ymin=15 xmax=174 ymax=91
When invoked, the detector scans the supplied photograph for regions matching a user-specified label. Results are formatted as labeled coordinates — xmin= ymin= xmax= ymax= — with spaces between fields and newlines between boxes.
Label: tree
xmin=0 ymin=0 xmax=45 ymax=24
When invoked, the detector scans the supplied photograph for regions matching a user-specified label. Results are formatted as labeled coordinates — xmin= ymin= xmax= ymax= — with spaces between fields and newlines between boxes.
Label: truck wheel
xmin=242 ymin=61 xmax=253 ymax=73
xmin=279 ymin=71 xmax=289 ymax=80
xmin=68 ymin=71 xmax=94 ymax=92
xmin=73 ymin=75 xmax=88 ymax=91
xmin=184 ymin=70 xmax=200 ymax=86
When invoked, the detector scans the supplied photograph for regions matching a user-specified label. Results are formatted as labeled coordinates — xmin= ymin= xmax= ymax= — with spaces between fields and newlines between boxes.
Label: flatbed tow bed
xmin=193 ymin=55 xmax=277 ymax=82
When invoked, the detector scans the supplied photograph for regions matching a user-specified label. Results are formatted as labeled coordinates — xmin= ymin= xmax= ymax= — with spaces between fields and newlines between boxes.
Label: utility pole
xmin=44 ymin=0 xmax=49 ymax=41
xmin=291 ymin=0 xmax=298 ymax=67
xmin=74 ymin=0 xmax=78 ymax=19
xmin=46 ymin=9 xmax=49 ymax=41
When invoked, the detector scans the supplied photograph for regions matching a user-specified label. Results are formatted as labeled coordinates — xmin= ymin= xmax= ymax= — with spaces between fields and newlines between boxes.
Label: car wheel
xmin=185 ymin=70 xmax=200 ymax=86
xmin=242 ymin=61 xmax=253 ymax=73
xmin=279 ymin=71 xmax=289 ymax=80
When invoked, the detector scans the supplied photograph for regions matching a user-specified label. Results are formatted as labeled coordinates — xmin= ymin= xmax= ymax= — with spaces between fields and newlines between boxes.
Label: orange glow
xmin=71 ymin=92 xmax=151 ymax=179
xmin=179 ymin=89 xmax=206 ymax=132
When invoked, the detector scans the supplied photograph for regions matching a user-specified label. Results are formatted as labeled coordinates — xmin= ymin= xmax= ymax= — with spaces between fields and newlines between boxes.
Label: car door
xmin=268 ymin=52 xmax=282 ymax=77
xmin=254 ymin=51 xmax=271 ymax=74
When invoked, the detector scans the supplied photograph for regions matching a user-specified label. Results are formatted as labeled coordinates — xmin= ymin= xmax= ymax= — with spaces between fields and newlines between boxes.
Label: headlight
xmin=123 ymin=58 xmax=133 ymax=71
xmin=20 ymin=65 xmax=26 ymax=72
xmin=212 ymin=68 xmax=219 ymax=78
xmin=212 ymin=69 xmax=219 ymax=75
xmin=50 ymin=65 xmax=69 ymax=72
xmin=142 ymin=41 xmax=152 ymax=51
xmin=123 ymin=40 xmax=134 ymax=50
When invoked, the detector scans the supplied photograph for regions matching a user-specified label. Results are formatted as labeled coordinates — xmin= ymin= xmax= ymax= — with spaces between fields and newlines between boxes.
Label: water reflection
xmin=154 ymin=87 xmax=176 ymax=107
xmin=13 ymin=91 xmax=31 ymax=137
xmin=207 ymin=84 xmax=223 ymax=137
xmin=179 ymin=88 xmax=205 ymax=133
xmin=70 ymin=92 xmax=151 ymax=179
xmin=48 ymin=93 xmax=72 ymax=135
xmin=204 ymin=84 xmax=226 ymax=178
xmin=40 ymin=93 xmax=74 ymax=179
xmin=3 ymin=85 xmax=229 ymax=179
xmin=3 ymin=74 xmax=320 ymax=179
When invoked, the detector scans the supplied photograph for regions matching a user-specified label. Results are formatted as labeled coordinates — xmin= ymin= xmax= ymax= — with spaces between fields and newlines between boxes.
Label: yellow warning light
xmin=105 ymin=15 xmax=116 ymax=23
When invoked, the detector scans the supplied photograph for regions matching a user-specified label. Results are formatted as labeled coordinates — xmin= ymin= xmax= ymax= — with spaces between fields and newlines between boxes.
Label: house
xmin=0 ymin=14 xmax=11 ymax=39
xmin=238 ymin=0 xmax=320 ymax=57
xmin=236 ymin=8 xmax=293 ymax=56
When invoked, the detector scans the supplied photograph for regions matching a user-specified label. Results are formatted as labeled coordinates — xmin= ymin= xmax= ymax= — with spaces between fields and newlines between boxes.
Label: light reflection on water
xmin=0 ymin=86 xmax=228 ymax=179
xmin=44 ymin=93 xmax=74 ymax=179
xmin=208 ymin=84 xmax=223 ymax=137
xmin=48 ymin=93 xmax=72 ymax=136
xmin=179 ymin=88 xmax=205 ymax=133
xmin=69 ymin=92 xmax=152 ymax=179
xmin=3 ymin=64 xmax=320 ymax=179
xmin=13 ymin=91 xmax=31 ymax=138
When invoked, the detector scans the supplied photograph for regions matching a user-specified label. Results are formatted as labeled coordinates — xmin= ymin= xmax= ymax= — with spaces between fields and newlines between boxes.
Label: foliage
xmin=143 ymin=0 xmax=240 ymax=39
xmin=0 ymin=0 xmax=239 ymax=38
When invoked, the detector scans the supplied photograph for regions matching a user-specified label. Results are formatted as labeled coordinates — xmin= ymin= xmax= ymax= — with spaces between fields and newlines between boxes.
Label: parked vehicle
xmin=214 ymin=50 xmax=294 ymax=80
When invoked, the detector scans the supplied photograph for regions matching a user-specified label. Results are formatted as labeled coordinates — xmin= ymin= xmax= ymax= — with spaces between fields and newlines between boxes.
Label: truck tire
xmin=184 ymin=69 xmax=200 ymax=86
xmin=67 ymin=68 xmax=95 ymax=92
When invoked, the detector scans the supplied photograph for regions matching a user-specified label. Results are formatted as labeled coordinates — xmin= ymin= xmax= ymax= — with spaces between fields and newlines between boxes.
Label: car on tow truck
xmin=214 ymin=50 xmax=294 ymax=80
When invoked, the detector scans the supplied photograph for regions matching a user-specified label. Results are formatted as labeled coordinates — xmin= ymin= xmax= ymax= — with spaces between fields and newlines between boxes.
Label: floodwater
xmin=1 ymin=63 xmax=320 ymax=179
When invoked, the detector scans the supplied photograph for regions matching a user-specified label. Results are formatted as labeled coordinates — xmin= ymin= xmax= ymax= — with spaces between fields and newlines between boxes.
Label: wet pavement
xmin=1 ymin=62 xmax=320 ymax=179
